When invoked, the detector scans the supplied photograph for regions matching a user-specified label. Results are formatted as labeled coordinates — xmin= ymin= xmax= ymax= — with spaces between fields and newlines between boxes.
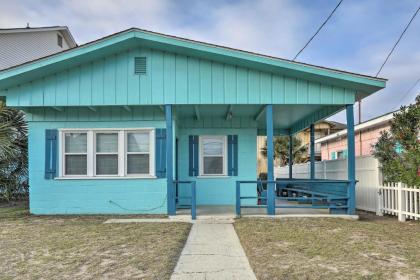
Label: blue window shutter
xmin=45 ymin=129 xmax=58 ymax=179
xmin=228 ymin=135 xmax=238 ymax=176
xmin=331 ymin=152 xmax=336 ymax=160
xmin=155 ymin=128 xmax=166 ymax=178
xmin=189 ymin=135 xmax=199 ymax=176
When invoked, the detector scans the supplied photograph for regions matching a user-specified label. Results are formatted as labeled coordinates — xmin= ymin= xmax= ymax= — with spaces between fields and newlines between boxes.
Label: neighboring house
xmin=297 ymin=120 xmax=346 ymax=161
xmin=316 ymin=111 xmax=395 ymax=161
xmin=0 ymin=28 xmax=385 ymax=215
xmin=0 ymin=26 xmax=76 ymax=70
xmin=257 ymin=120 xmax=345 ymax=174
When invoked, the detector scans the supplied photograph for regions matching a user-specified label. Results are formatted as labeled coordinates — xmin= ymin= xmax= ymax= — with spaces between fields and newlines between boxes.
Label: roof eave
xmin=58 ymin=27 xmax=78 ymax=48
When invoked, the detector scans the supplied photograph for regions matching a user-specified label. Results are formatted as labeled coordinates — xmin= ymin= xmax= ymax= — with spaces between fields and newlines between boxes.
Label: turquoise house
xmin=0 ymin=28 xmax=386 ymax=216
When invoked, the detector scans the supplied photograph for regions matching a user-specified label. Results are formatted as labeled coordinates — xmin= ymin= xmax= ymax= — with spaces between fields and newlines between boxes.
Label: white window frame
xmin=94 ymin=131 xmax=120 ymax=177
xmin=57 ymin=34 xmax=63 ymax=48
xmin=61 ymin=131 xmax=90 ymax=177
xmin=58 ymin=128 xmax=155 ymax=179
xmin=199 ymin=135 xmax=227 ymax=177
xmin=124 ymin=130 xmax=155 ymax=177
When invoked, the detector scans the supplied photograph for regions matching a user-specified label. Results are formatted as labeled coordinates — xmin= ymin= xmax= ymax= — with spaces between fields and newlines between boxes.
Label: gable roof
xmin=316 ymin=110 xmax=395 ymax=143
xmin=0 ymin=28 xmax=386 ymax=94
xmin=0 ymin=26 xmax=77 ymax=48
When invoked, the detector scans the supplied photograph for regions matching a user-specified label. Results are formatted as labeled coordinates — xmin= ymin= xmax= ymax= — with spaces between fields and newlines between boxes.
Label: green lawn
xmin=235 ymin=214 xmax=420 ymax=280
xmin=0 ymin=203 xmax=191 ymax=280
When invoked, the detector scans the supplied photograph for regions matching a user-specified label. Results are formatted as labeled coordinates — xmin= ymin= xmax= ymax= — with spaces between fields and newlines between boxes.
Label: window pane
xmin=203 ymin=137 xmax=224 ymax=156
xmin=203 ymin=157 xmax=223 ymax=174
xmin=127 ymin=132 xmax=149 ymax=153
xmin=127 ymin=154 xmax=149 ymax=174
xmin=65 ymin=133 xmax=87 ymax=153
xmin=96 ymin=133 xmax=118 ymax=153
xmin=96 ymin=155 xmax=118 ymax=175
xmin=65 ymin=155 xmax=87 ymax=175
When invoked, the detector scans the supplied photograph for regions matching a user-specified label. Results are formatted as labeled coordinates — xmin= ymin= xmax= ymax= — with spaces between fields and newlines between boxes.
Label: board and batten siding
xmin=2 ymin=48 xmax=356 ymax=107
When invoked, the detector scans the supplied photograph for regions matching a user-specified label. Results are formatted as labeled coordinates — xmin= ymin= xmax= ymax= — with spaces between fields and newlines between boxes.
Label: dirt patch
xmin=0 ymin=205 xmax=191 ymax=279
xmin=235 ymin=217 xmax=420 ymax=280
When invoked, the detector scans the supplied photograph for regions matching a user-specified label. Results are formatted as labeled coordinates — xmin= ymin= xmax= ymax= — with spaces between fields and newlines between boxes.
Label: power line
xmin=393 ymin=77 xmax=420 ymax=110
xmin=292 ymin=0 xmax=344 ymax=61
xmin=375 ymin=6 xmax=420 ymax=77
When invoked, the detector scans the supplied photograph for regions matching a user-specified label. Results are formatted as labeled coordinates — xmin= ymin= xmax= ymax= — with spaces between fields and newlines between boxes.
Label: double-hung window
xmin=200 ymin=136 xmax=227 ymax=176
xmin=126 ymin=131 xmax=151 ymax=175
xmin=64 ymin=132 xmax=88 ymax=175
xmin=95 ymin=132 xmax=119 ymax=175
xmin=60 ymin=129 xmax=154 ymax=178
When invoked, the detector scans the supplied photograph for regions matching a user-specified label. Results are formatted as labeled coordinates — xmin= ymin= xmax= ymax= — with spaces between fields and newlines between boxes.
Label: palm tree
xmin=0 ymin=102 xmax=28 ymax=201
xmin=261 ymin=136 xmax=307 ymax=166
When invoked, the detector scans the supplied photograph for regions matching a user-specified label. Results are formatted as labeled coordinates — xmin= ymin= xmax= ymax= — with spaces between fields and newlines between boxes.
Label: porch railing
xmin=236 ymin=179 xmax=351 ymax=216
xmin=174 ymin=180 xmax=196 ymax=220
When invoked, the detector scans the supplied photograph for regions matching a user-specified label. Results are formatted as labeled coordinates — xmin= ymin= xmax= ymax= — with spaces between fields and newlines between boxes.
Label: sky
xmin=0 ymin=0 xmax=419 ymax=123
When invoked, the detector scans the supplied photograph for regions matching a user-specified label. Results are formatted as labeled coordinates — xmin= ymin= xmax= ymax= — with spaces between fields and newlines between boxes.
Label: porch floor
xmin=177 ymin=200 xmax=329 ymax=217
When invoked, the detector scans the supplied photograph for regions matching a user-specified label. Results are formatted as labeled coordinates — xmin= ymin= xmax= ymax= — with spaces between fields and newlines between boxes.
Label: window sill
xmin=55 ymin=175 xmax=158 ymax=180
xmin=197 ymin=175 xmax=229 ymax=179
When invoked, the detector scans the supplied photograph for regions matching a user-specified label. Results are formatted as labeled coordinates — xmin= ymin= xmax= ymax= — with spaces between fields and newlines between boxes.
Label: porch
xmin=165 ymin=103 xmax=357 ymax=219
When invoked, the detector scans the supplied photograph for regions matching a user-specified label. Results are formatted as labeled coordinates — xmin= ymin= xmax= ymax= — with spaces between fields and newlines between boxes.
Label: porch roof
xmin=175 ymin=104 xmax=341 ymax=135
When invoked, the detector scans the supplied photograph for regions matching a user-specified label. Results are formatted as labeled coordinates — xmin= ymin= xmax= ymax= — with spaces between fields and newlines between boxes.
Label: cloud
xmin=177 ymin=0 xmax=308 ymax=57
xmin=0 ymin=0 xmax=418 ymax=123
xmin=0 ymin=0 xmax=309 ymax=54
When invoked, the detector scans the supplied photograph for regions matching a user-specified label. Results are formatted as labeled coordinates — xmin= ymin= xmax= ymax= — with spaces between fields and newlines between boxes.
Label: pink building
xmin=316 ymin=112 xmax=394 ymax=161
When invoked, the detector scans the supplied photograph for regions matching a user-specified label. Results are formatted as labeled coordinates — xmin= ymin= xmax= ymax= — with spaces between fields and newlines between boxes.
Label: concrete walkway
xmin=171 ymin=220 xmax=257 ymax=280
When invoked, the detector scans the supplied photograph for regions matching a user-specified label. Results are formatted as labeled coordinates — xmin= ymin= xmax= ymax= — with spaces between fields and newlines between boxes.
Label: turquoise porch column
xmin=266 ymin=105 xmax=275 ymax=215
xmin=346 ymin=105 xmax=356 ymax=215
xmin=166 ymin=105 xmax=176 ymax=215
xmin=310 ymin=123 xmax=315 ymax=179
xmin=288 ymin=134 xmax=293 ymax=179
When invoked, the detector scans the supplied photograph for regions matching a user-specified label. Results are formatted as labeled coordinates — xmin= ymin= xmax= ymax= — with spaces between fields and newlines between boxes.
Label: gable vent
xmin=134 ymin=57 xmax=147 ymax=75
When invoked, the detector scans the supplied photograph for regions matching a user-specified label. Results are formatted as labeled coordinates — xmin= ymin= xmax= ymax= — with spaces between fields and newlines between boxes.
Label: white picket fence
xmin=379 ymin=182 xmax=420 ymax=221
xmin=275 ymin=156 xmax=381 ymax=212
